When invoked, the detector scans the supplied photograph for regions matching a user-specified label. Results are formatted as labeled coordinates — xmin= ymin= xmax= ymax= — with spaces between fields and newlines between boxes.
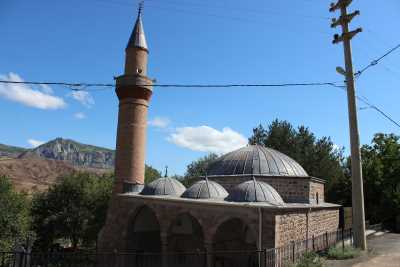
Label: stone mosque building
xmin=98 ymin=7 xmax=340 ymax=266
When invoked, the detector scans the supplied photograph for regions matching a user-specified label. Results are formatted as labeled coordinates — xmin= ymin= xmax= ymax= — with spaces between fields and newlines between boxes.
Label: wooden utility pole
xmin=329 ymin=0 xmax=367 ymax=250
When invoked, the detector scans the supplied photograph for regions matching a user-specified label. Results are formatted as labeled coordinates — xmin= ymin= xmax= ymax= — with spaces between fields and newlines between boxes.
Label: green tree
xmin=360 ymin=133 xmax=400 ymax=228
xmin=182 ymin=153 xmax=218 ymax=186
xmin=31 ymin=173 xmax=113 ymax=250
xmin=249 ymin=119 xmax=346 ymax=203
xmin=145 ymin=165 xmax=162 ymax=184
xmin=0 ymin=175 xmax=30 ymax=251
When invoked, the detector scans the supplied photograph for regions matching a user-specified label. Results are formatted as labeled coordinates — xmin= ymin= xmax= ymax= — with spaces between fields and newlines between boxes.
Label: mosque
xmin=98 ymin=7 xmax=340 ymax=267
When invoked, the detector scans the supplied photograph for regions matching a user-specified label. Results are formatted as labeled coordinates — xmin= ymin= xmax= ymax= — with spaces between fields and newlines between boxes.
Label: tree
xmin=31 ymin=173 xmax=113 ymax=250
xmin=0 ymin=176 xmax=30 ymax=251
xmin=359 ymin=133 xmax=400 ymax=228
xmin=145 ymin=165 xmax=162 ymax=184
xmin=183 ymin=153 xmax=218 ymax=186
xmin=249 ymin=119 xmax=346 ymax=203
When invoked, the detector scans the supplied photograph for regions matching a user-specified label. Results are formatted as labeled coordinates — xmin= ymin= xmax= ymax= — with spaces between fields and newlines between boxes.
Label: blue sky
xmin=1 ymin=0 xmax=399 ymax=175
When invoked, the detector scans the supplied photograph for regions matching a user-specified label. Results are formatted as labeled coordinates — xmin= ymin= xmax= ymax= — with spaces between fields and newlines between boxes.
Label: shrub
xmin=295 ymin=251 xmax=324 ymax=267
xmin=327 ymin=246 xmax=360 ymax=260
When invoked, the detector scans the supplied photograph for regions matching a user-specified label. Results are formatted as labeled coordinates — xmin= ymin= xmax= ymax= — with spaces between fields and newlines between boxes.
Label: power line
xmin=93 ymin=0 xmax=333 ymax=36
xmin=334 ymin=84 xmax=400 ymax=129
xmin=0 ymin=79 xmax=343 ymax=89
xmin=355 ymin=43 xmax=400 ymax=78
xmin=1 ymin=78 xmax=399 ymax=128
xmin=356 ymin=96 xmax=400 ymax=128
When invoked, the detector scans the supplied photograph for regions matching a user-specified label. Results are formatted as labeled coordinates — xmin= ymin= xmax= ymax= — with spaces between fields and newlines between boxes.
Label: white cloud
xmin=148 ymin=117 xmax=170 ymax=128
xmin=28 ymin=139 xmax=45 ymax=148
xmin=40 ymin=84 xmax=53 ymax=94
xmin=0 ymin=73 xmax=66 ymax=110
xmin=74 ymin=112 xmax=86 ymax=119
xmin=70 ymin=91 xmax=95 ymax=107
xmin=168 ymin=126 xmax=247 ymax=154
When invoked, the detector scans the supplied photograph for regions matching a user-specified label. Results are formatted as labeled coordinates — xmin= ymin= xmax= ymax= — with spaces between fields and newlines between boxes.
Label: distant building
xmin=98 ymin=7 xmax=340 ymax=267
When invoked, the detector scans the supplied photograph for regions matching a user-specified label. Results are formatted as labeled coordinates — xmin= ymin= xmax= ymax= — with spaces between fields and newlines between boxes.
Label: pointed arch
xmin=213 ymin=218 xmax=257 ymax=267
xmin=126 ymin=205 xmax=161 ymax=253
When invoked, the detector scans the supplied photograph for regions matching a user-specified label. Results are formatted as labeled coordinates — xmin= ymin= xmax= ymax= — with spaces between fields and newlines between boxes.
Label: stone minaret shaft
xmin=114 ymin=9 xmax=152 ymax=194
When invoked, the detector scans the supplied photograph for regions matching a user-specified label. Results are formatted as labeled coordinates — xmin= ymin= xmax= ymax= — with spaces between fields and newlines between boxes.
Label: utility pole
xmin=329 ymin=0 xmax=367 ymax=250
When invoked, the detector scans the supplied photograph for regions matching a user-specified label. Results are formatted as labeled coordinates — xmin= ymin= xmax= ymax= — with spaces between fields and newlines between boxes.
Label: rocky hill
xmin=18 ymin=138 xmax=115 ymax=169
xmin=0 ymin=143 xmax=27 ymax=159
xmin=0 ymin=138 xmax=115 ymax=193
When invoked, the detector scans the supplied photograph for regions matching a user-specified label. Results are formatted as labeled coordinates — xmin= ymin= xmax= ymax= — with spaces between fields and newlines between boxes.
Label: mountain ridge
xmin=1 ymin=138 xmax=115 ymax=169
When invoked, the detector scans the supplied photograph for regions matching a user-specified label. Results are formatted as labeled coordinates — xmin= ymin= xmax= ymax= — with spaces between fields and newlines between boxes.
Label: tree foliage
xmin=183 ymin=153 xmax=218 ymax=186
xmin=145 ymin=165 xmax=162 ymax=184
xmin=0 ymin=175 xmax=30 ymax=251
xmin=31 ymin=173 xmax=113 ymax=250
xmin=360 ymin=133 xmax=400 ymax=227
xmin=249 ymin=120 xmax=346 ymax=203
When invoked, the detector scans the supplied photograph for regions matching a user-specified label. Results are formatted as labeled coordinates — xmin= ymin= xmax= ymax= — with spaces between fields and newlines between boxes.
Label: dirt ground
xmin=325 ymin=233 xmax=400 ymax=267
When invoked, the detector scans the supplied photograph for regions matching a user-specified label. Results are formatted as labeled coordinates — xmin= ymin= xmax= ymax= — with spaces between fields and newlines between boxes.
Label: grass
xmin=293 ymin=251 xmax=324 ymax=267
xmin=327 ymin=245 xmax=360 ymax=260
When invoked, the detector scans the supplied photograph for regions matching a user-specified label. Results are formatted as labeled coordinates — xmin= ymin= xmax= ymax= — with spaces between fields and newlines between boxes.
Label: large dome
xmin=207 ymin=145 xmax=308 ymax=177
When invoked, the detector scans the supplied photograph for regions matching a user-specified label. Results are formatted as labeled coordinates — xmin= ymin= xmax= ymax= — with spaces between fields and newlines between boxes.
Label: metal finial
xmin=138 ymin=0 xmax=144 ymax=16
xmin=164 ymin=166 xmax=168 ymax=178
xmin=204 ymin=172 xmax=212 ymax=198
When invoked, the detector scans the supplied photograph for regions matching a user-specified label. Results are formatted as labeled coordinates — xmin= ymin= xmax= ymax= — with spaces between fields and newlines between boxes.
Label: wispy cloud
xmin=39 ymin=84 xmax=53 ymax=94
xmin=74 ymin=112 xmax=86 ymax=119
xmin=148 ymin=117 xmax=170 ymax=128
xmin=70 ymin=91 xmax=95 ymax=108
xmin=28 ymin=139 xmax=45 ymax=148
xmin=0 ymin=73 xmax=66 ymax=110
xmin=168 ymin=126 xmax=247 ymax=154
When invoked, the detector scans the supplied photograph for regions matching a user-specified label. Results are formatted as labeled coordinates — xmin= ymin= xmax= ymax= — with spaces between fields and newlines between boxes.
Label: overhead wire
xmin=93 ymin=0 xmax=333 ymax=36
xmin=355 ymin=43 xmax=400 ymax=78
xmin=1 ymin=78 xmax=399 ymax=128
xmin=0 ymin=79 xmax=344 ymax=90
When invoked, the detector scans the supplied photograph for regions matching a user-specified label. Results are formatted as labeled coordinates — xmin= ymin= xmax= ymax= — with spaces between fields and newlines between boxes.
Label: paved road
xmin=326 ymin=233 xmax=400 ymax=267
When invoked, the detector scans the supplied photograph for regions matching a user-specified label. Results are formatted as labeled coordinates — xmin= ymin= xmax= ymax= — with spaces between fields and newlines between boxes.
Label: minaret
xmin=113 ymin=5 xmax=153 ymax=194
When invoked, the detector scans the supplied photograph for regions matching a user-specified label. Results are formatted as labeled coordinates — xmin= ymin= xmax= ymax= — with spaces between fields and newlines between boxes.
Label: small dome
xmin=182 ymin=179 xmax=228 ymax=200
xmin=141 ymin=177 xmax=186 ymax=196
xmin=227 ymin=179 xmax=284 ymax=204
xmin=207 ymin=145 xmax=308 ymax=177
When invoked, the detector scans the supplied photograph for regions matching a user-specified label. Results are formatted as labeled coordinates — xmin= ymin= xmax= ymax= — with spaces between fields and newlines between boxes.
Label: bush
xmin=327 ymin=246 xmax=360 ymax=260
xmin=0 ymin=175 xmax=30 ymax=251
xmin=295 ymin=251 xmax=324 ymax=267
xmin=31 ymin=173 xmax=113 ymax=250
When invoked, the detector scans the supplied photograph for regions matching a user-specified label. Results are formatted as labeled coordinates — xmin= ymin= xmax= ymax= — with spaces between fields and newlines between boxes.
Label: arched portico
xmin=213 ymin=218 xmax=258 ymax=267
xmin=167 ymin=213 xmax=205 ymax=267
xmin=125 ymin=205 xmax=161 ymax=266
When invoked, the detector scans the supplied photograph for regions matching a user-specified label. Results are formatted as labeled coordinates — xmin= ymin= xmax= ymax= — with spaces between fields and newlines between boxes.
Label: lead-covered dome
xmin=207 ymin=145 xmax=308 ymax=177
xmin=141 ymin=177 xmax=186 ymax=196
xmin=227 ymin=179 xmax=284 ymax=204
xmin=182 ymin=179 xmax=228 ymax=200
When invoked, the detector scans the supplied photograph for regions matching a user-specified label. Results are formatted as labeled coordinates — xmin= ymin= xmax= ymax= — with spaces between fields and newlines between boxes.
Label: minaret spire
xmin=126 ymin=1 xmax=148 ymax=51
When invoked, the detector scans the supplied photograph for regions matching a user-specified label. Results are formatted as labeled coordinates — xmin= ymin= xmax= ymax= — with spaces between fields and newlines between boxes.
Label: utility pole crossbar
xmin=329 ymin=0 xmax=367 ymax=250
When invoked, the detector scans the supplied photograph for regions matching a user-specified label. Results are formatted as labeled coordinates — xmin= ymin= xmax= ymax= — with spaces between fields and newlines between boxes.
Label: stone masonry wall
xmin=98 ymin=195 xmax=277 ymax=252
xmin=309 ymin=181 xmax=325 ymax=204
xmin=274 ymin=208 xmax=339 ymax=248
xmin=211 ymin=176 xmax=311 ymax=203
xmin=308 ymin=209 xmax=339 ymax=238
